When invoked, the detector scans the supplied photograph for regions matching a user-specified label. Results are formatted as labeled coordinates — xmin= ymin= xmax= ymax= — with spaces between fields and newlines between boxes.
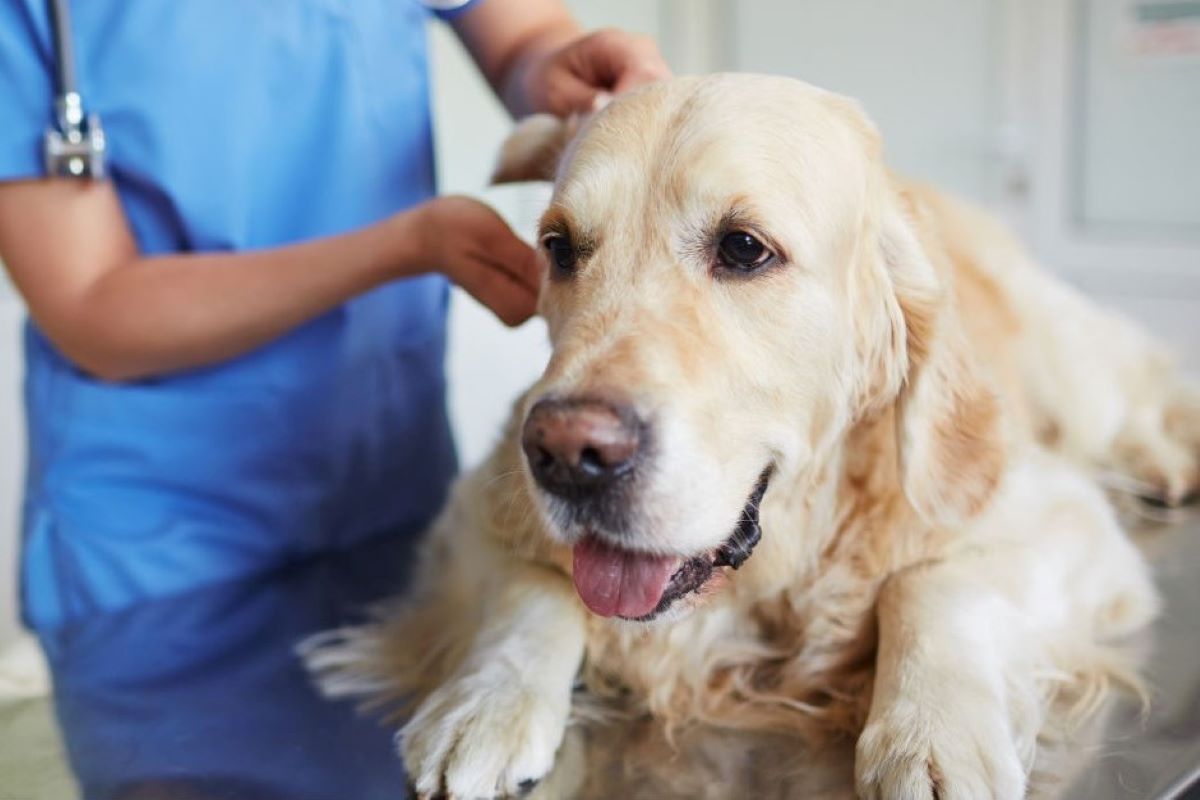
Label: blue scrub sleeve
xmin=427 ymin=0 xmax=483 ymax=21
xmin=0 ymin=0 xmax=53 ymax=181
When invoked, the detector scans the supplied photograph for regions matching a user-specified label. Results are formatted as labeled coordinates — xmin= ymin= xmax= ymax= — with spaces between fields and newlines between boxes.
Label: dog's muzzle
xmin=569 ymin=468 xmax=773 ymax=621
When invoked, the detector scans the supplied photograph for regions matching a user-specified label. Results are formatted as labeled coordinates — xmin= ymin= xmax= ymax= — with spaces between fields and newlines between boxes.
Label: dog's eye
xmin=717 ymin=231 xmax=773 ymax=271
xmin=543 ymin=235 xmax=578 ymax=273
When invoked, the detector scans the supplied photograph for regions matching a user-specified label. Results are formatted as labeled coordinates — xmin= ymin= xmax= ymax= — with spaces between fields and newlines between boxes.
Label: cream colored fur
xmin=302 ymin=75 xmax=1197 ymax=799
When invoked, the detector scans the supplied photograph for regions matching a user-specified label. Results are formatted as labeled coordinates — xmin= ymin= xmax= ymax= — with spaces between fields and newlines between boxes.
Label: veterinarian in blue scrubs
xmin=0 ymin=0 xmax=669 ymax=629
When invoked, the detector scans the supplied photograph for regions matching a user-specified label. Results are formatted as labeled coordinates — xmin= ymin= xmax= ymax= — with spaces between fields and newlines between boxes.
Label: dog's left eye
xmin=717 ymin=231 xmax=773 ymax=271
xmin=543 ymin=234 xmax=578 ymax=273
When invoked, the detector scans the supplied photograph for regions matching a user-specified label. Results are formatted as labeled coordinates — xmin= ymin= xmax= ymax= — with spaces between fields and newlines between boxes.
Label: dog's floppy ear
xmin=881 ymin=190 xmax=1008 ymax=527
xmin=491 ymin=114 xmax=575 ymax=185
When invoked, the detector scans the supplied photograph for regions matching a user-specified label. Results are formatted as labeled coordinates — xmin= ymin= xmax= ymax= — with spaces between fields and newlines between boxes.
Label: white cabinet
xmin=1020 ymin=0 xmax=1200 ymax=288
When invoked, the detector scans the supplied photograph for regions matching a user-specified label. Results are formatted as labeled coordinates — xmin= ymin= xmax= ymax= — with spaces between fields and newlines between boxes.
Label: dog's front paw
xmin=401 ymin=668 xmax=569 ymax=799
xmin=854 ymin=695 xmax=1026 ymax=800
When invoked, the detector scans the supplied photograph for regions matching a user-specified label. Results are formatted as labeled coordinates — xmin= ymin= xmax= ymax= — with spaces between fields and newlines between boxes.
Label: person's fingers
xmin=607 ymin=36 xmax=671 ymax=95
xmin=466 ymin=201 xmax=542 ymax=294
xmin=538 ymin=30 xmax=670 ymax=115
xmin=425 ymin=195 xmax=540 ymax=325
xmin=574 ymin=30 xmax=671 ymax=96
xmin=457 ymin=257 xmax=538 ymax=327
xmin=610 ymin=60 xmax=670 ymax=95
xmin=542 ymin=71 xmax=608 ymax=118
xmin=488 ymin=233 xmax=541 ymax=295
xmin=471 ymin=240 xmax=540 ymax=325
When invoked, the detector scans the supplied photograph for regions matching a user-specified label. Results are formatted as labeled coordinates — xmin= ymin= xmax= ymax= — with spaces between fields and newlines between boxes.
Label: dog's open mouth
xmin=571 ymin=470 xmax=772 ymax=620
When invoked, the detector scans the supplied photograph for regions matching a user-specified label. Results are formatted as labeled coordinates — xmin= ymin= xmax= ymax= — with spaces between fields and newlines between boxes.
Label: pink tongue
xmin=572 ymin=537 xmax=680 ymax=618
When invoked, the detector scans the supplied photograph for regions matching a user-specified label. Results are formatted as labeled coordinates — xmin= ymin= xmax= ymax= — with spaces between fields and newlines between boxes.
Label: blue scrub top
xmin=0 ymin=0 xmax=478 ymax=629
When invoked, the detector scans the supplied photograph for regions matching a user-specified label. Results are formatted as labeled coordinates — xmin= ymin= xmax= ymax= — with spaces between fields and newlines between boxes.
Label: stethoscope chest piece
xmin=42 ymin=0 xmax=106 ymax=180
xmin=44 ymin=91 xmax=106 ymax=179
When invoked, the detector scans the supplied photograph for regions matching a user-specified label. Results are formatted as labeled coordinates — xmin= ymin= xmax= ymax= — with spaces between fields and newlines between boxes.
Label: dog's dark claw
xmin=1137 ymin=488 xmax=1200 ymax=509
xmin=1138 ymin=493 xmax=1171 ymax=509
xmin=517 ymin=777 xmax=541 ymax=796
xmin=404 ymin=779 xmax=445 ymax=800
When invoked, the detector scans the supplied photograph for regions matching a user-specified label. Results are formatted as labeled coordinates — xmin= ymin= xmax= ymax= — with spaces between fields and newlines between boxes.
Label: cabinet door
xmin=1023 ymin=0 xmax=1200 ymax=289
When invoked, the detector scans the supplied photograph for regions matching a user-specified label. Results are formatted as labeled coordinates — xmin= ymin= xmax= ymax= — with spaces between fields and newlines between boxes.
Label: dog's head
xmin=504 ymin=75 xmax=1005 ymax=622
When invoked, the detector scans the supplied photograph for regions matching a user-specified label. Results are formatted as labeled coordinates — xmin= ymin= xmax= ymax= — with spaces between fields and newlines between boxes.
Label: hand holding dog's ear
xmin=415 ymin=196 xmax=541 ymax=327
xmin=518 ymin=29 xmax=670 ymax=117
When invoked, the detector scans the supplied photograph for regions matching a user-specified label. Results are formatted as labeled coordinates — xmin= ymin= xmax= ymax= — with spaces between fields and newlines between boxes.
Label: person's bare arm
xmin=450 ymin=0 xmax=670 ymax=117
xmin=0 ymin=180 xmax=538 ymax=382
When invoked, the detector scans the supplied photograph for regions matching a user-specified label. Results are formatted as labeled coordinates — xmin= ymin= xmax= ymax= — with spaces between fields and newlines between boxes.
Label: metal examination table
xmin=12 ymin=509 xmax=1199 ymax=799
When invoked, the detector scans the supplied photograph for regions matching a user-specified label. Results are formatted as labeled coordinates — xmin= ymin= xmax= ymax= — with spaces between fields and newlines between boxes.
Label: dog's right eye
xmin=717 ymin=231 xmax=773 ymax=272
xmin=543 ymin=235 xmax=578 ymax=273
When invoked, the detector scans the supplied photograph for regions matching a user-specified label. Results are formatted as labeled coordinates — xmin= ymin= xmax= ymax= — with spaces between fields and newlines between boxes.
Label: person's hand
xmin=516 ymin=29 xmax=671 ymax=117
xmin=415 ymin=196 xmax=540 ymax=327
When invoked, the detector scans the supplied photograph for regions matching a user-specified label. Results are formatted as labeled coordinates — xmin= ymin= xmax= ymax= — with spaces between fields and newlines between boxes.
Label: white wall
xmin=0 ymin=274 xmax=25 ymax=644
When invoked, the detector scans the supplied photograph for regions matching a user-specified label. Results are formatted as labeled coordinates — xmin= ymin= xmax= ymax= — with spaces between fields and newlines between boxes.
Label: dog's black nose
xmin=522 ymin=398 xmax=641 ymax=498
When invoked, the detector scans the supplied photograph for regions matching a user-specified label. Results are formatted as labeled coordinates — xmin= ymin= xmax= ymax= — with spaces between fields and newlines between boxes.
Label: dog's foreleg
xmin=854 ymin=469 xmax=1157 ymax=800
xmin=854 ymin=553 xmax=1034 ymax=800
xmin=401 ymin=563 xmax=586 ymax=799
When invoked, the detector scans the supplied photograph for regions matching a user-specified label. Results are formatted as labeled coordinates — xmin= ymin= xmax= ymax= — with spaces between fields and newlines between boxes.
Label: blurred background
xmin=1 ymin=0 xmax=1198 ymax=645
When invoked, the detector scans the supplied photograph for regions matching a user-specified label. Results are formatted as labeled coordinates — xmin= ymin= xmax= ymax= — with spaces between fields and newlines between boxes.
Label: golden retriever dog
xmin=302 ymin=74 xmax=1200 ymax=799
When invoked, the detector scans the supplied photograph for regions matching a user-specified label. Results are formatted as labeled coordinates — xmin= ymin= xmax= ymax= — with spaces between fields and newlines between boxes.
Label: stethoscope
xmin=42 ymin=0 xmax=105 ymax=180
xmin=41 ymin=0 xmax=474 ymax=181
